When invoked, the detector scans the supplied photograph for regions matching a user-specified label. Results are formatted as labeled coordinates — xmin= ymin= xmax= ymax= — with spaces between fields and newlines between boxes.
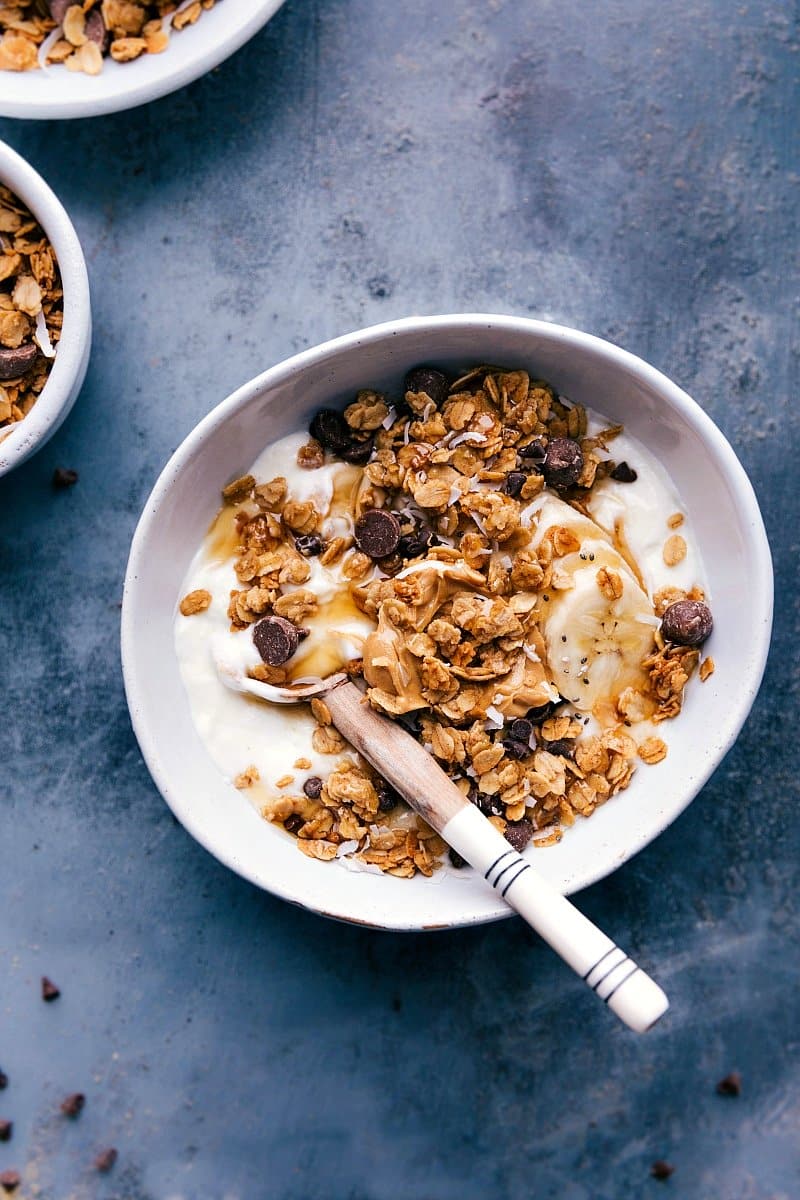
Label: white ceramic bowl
xmin=0 ymin=140 xmax=90 ymax=478
xmin=121 ymin=315 xmax=773 ymax=930
xmin=0 ymin=1 xmax=286 ymax=120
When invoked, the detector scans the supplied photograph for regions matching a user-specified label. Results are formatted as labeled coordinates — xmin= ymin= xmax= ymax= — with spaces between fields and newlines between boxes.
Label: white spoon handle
xmin=323 ymin=681 xmax=668 ymax=1033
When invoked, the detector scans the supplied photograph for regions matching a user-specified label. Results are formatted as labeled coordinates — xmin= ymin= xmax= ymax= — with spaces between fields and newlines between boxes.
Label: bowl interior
xmin=0 ymin=1 xmax=286 ymax=120
xmin=122 ymin=316 xmax=772 ymax=930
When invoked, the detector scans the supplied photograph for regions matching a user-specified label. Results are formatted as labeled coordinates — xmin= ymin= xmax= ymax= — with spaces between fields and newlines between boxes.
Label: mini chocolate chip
xmin=661 ymin=600 xmax=713 ymax=646
xmin=377 ymin=553 xmax=404 ymax=577
xmin=716 ymin=1071 xmax=742 ymax=1097
xmin=0 ymin=1170 xmax=20 ymax=1193
xmin=94 ymin=1148 xmax=117 ymax=1174
xmin=52 ymin=468 xmax=78 ymax=488
xmin=283 ymin=814 xmax=305 ymax=835
xmin=610 ymin=461 xmax=638 ymax=483
xmin=0 ymin=1071 xmax=7 ymax=1091
xmin=543 ymin=738 xmax=574 ymax=759
xmin=0 ymin=1121 xmax=11 ymax=1143
xmin=403 ymin=365 xmax=449 ymax=408
xmin=508 ymin=718 xmax=534 ymax=743
xmin=448 ymin=847 xmax=467 ymax=869
xmin=376 ymin=780 xmax=401 ymax=812
xmin=650 ymin=1161 xmax=675 ymax=1181
xmin=397 ymin=528 xmax=436 ymax=559
xmin=309 ymin=409 xmax=350 ymax=454
xmin=504 ymin=819 xmax=534 ymax=852
xmin=303 ymin=776 xmax=323 ymax=800
xmin=504 ymin=471 xmax=527 ymax=497
xmin=294 ymin=534 xmax=323 ymax=557
xmin=526 ymin=701 xmax=559 ymax=723
xmin=502 ymin=738 xmax=530 ymax=761
xmin=475 ymin=791 xmax=502 ymax=817
xmin=341 ymin=437 xmax=374 ymax=465
xmin=252 ymin=616 xmax=300 ymax=666
xmin=519 ymin=439 xmax=547 ymax=462
xmin=0 ymin=342 xmax=38 ymax=382
xmin=542 ymin=437 xmax=583 ymax=489
xmin=354 ymin=508 xmax=401 ymax=559
xmin=60 ymin=1093 xmax=85 ymax=1118
xmin=41 ymin=976 xmax=60 ymax=1002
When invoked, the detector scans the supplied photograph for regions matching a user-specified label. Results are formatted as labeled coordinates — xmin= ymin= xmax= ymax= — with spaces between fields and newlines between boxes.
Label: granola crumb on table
xmin=198 ymin=363 xmax=712 ymax=878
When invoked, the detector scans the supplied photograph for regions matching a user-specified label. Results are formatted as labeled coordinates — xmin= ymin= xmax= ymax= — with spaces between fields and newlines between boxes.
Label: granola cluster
xmin=183 ymin=364 xmax=714 ymax=877
xmin=0 ymin=1 xmax=220 ymax=75
xmin=0 ymin=185 xmax=61 ymax=437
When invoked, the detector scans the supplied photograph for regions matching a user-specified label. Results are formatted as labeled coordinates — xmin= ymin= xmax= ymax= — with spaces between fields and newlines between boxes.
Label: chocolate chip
xmin=0 ymin=1170 xmax=20 ymax=1193
xmin=84 ymin=7 xmax=109 ymax=50
xmin=543 ymin=738 xmax=574 ymax=759
xmin=502 ymin=738 xmax=530 ymax=761
xmin=252 ymin=616 xmax=300 ymax=665
xmin=376 ymin=780 xmax=401 ymax=812
xmin=403 ymin=365 xmax=449 ymax=408
xmin=0 ymin=343 xmax=38 ymax=382
xmin=660 ymin=600 xmax=713 ymax=646
xmin=519 ymin=439 xmax=547 ymax=462
xmin=650 ymin=1161 xmax=675 ymax=1181
xmin=397 ymin=528 xmax=436 ymax=559
xmin=448 ymin=847 xmax=467 ymax=869
xmin=376 ymin=553 xmax=404 ymax=577
xmin=610 ymin=461 xmax=638 ymax=483
xmin=0 ymin=1070 xmax=7 ymax=1091
xmin=476 ymin=792 xmax=503 ymax=817
xmin=341 ymin=436 xmax=374 ymax=465
xmin=94 ymin=1148 xmax=117 ymax=1174
xmin=309 ymin=409 xmax=350 ymax=454
xmin=303 ymin=776 xmax=323 ymax=800
xmin=504 ymin=471 xmax=527 ymax=497
xmin=0 ymin=1121 xmax=11 ymax=1143
xmin=283 ymin=814 xmax=305 ymax=835
xmin=294 ymin=534 xmax=323 ymax=557
xmin=542 ymin=437 xmax=583 ymax=489
xmin=716 ymin=1071 xmax=742 ymax=1097
xmin=504 ymin=819 xmax=534 ymax=852
xmin=526 ymin=701 xmax=559 ymax=723
xmin=41 ymin=977 xmax=60 ymax=1002
xmin=60 ymin=1093 xmax=85 ymax=1118
xmin=508 ymin=718 xmax=534 ymax=743
xmin=354 ymin=508 xmax=401 ymax=559
xmin=52 ymin=467 xmax=78 ymax=488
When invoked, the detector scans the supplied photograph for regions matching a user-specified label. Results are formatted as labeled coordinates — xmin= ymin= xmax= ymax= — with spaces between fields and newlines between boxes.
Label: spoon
xmin=217 ymin=653 xmax=669 ymax=1033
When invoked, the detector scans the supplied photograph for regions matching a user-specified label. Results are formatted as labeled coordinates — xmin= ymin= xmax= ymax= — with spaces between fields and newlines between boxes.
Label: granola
xmin=0 ymin=184 xmax=61 ymax=438
xmin=0 ymin=1 xmax=221 ymax=75
xmin=176 ymin=364 xmax=714 ymax=877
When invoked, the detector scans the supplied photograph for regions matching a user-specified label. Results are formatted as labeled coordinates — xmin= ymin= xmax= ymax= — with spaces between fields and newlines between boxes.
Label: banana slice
xmin=527 ymin=496 xmax=657 ymax=719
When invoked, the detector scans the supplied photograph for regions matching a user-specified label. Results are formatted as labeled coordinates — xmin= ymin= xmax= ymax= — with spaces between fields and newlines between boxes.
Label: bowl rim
xmin=121 ymin=314 xmax=774 ymax=929
xmin=0 ymin=0 xmax=287 ymax=121
xmin=0 ymin=139 xmax=91 ymax=477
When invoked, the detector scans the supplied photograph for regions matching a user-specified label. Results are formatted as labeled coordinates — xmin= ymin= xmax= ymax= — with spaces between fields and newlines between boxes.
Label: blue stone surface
xmin=0 ymin=2 xmax=797 ymax=1196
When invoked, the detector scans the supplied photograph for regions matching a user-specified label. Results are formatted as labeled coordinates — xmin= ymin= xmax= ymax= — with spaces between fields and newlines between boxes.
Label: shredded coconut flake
xmin=336 ymin=840 xmax=360 ymax=857
xmin=37 ymin=26 xmax=63 ymax=72
xmin=34 ymin=310 xmax=55 ymax=359
xmin=485 ymin=704 xmax=505 ymax=729
xmin=382 ymin=405 xmax=398 ymax=429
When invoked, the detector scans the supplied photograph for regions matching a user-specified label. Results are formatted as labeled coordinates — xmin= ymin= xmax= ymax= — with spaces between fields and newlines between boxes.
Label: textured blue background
xmin=0 ymin=2 xmax=797 ymax=1197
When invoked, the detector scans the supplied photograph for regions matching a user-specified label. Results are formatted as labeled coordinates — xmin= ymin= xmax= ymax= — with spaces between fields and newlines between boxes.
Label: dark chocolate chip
xmin=341 ymin=437 xmax=374 ymax=465
xmin=376 ymin=780 xmax=401 ymax=812
xmin=252 ymin=616 xmax=299 ymax=666
xmin=297 ymin=627 xmax=310 ymax=641
xmin=41 ymin=977 xmax=60 ymax=1002
xmin=403 ymin=365 xmax=449 ymax=408
xmin=309 ymin=409 xmax=351 ymax=454
xmin=283 ymin=814 xmax=305 ymax=835
xmin=294 ymin=534 xmax=323 ymax=557
xmin=448 ymin=847 xmax=467 ymax=869
xmin=52 ymin=467 xmax=78 ymax=488
xmin=519 ymin=439 xmax=547 ymax=462
xmin=0 ymin=1070 xmax=7 ymax=1091
xmin=376 ymin=553 xmax=404 ymax=577
xmin=716 ymin=1071 xmax=742 ymax=1097
xmin=354 ymin=508 xmax=401 ymax=559
xmin=0 ymin=343 xmax=38 ymax=382
xmin=0 ymin=1121 xmax=11 ymax=1143
xmin=303 ymin=776 xmax=323 ymax=800
xmin=650 ymin=1161 xmax=675 ymax=1181
xmin=610 ymin=461 xmax=638 ymax=483
xmin=504 ymin=471 xmax=527 ymax=498
xmin=527 ymin=701 xmax=559 ymax=722
xmin=542 ymin=437 xmax=584 ymax=489
xmin=660 ymin=600 xmax=713 ymax=646
xmin=60 ymin=1093 xmax=85 ymax=1118
xmin=543 ymin=738 xmax=574 ymax=759
xmin=476 ymin=792 xmax=503 ymax=817
xmin=502 ymin=738 xmax=530 ymax=761
xmin=508 ymin=718 xmax=534 ymax=743
xmin=397 ymin=528 xmax=436 ymax=559
xmin=504 ymin=819 xmax=534 ymax=852
xmin=94 ymin=1148 xmax=117 ymax=1174
xmin=0 ymin=1171 xmax=20 ymax=1193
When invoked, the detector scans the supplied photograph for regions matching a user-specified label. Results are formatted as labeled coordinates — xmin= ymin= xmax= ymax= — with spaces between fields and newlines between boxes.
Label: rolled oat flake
xmin=252 ymin=616 xmax=300 ymax=666
xmin=660 ymin=599 xmax=713 ymax=646
xmin=354 ymin=509 xmax=401 ymax=559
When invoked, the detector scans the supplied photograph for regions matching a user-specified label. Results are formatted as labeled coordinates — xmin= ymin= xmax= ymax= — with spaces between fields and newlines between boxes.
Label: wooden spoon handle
xmin=323 ymin=680 xmax=668 ymax=1034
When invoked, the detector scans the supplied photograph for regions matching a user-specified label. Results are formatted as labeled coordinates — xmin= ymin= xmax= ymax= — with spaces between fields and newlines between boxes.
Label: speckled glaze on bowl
xmin=0 ymin=1 xmax=286 ymax=121
xmin=121 ymin=315 xmax=773 ymax=931
xmin=0 ymin=140 xmax=90 ymax=479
